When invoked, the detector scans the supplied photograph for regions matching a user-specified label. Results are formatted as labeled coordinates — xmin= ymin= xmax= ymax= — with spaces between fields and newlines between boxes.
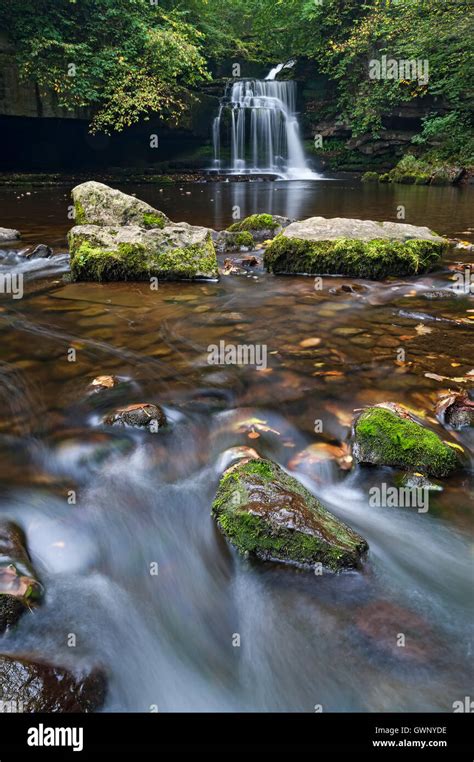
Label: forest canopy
xmin=1 ymin=0 xmax=472 ymax=160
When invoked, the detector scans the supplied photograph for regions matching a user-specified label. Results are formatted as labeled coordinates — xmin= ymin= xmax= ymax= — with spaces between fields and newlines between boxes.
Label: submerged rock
xmin=0 ymin=655 xmax=106 ymax=712
xmin=72 ymin=181 xmax=169 ymax=228
xmin=352 ymin=404 xmax=459 ymax=477
xmin=264 ymin=217 xmax=448 ymax=279
xmin=436 ymin=390 xmax=474 ymax=430
xmin=211 ymin=458 xmax=368 ymax=571
xmin=68 ymin=182 xmax=218 ymax=282
xmin=0 ymin=522 xmax=42 ymax=634
xmin=103 ymin=403 xmax=167 ymax=430
xmin=227 ymin=214 xmax=292 ymax=242
xmin=0 ymin=227 xmax=20 ymax=243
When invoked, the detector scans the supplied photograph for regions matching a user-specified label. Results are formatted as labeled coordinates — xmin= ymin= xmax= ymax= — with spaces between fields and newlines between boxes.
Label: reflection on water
xmin=0 ymin=180 xmax=472 ymax=712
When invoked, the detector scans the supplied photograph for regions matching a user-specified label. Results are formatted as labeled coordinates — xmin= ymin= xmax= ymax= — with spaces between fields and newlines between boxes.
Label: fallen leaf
xmin=415 ymin=323 xmax=432 ymax=335
xmin=299 ymin=337 xmax=321 ymax=348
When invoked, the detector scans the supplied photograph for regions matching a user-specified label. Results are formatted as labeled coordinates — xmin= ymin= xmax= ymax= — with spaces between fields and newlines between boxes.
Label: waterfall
xmin=212 ymin=71 xmax=319 ymax=180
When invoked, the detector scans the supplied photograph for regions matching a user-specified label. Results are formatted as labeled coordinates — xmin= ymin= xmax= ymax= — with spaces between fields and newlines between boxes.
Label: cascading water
xmin=212 ymin=67 xmax=319 ymax=180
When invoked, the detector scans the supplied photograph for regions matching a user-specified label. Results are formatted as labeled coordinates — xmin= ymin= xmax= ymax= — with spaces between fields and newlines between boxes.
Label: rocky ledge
xmin=264 ymin=217 xmax=448 ymax=279
xmin=211 ymin=458 xmax=368 ymax=571
xmin=68 ymin=181 xmax=218 ymax=282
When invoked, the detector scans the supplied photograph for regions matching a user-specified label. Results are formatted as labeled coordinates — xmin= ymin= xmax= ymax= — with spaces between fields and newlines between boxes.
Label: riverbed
xmin=0 ymin=176 xmax=473 ymax=711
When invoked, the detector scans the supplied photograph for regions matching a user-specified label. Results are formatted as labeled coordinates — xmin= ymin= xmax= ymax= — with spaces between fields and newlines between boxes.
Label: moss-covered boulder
xmin=0 ymin=655 xmax=106 ymax=712
xmin=227 ymin=214 xmax=291 ymax=242
xmin=264 ymin=217 xmax=448 ymax=279
xmin=217 ymin=230 xmax=255 ymax=252
xmin=72 ymin=181 xmax=169 ymax=228
xmin=352 ymin=404 xmax=459 ymax=477
xmin=68 ymin=222 xmax=218 ymax=282
xmin=0 ymin=522 xmax=42 ymax=634
xmin=211 ymin=458 xmax=368 ymax=571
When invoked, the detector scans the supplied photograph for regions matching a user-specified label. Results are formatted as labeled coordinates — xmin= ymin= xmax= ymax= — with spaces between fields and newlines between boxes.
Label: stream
xmin=0 ymin=176 xmax=473 ymax=711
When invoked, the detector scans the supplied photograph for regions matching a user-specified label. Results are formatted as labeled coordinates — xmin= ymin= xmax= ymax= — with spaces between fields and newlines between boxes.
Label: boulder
xmin=352 ymin=404 xmax=459 ymax=477
xmin=264 ymin=217 xmax=448 ymax=279
xmin=227 ymin=214 xmax=292 ymax=242
xmin=0 ymin=522 xmax=42 ymax=634
xmin=211 ymin=458 xmax=368 ymax=571
xmin=103 ymin=403 xmax=167 ymax=430
xmin=0 ymin=228 xmax=20 ymax=243
xmin=72 ymin=181 xmax=169 ymax=228
xmin=0 ymin=655 xmax=106 ymax=712
xmin=68 ymin=222 xmax=218 ymax=282
xmin=68 ymin=182 xmax=218 ymax=282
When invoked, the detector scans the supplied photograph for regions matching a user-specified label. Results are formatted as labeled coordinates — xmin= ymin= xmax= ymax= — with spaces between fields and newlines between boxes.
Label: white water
xmin=212 ymin=71 xmax=319 ymax=180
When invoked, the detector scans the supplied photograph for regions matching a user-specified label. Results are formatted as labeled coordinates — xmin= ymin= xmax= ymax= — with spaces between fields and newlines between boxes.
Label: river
xmin=0 ymin=176 xmax=472 ymax=711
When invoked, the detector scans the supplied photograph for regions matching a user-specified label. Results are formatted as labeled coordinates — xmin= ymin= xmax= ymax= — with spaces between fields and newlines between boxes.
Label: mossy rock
xmin=264 ymin=217 xmax=448 ymax=279
xmin=211 ymin=458 xmax=368 ymax=571
xmin=72 ymin=181 xmax=169 ymax=227
xmin=352 ymin=405 xmax=459 ymax=477
xmin=226 ymin=214 xmax=291 ymax=241
xmin=362 ymin=172 xmax=379 ymax=182
xmin=68 ymin=225 xmax=218 ymax=282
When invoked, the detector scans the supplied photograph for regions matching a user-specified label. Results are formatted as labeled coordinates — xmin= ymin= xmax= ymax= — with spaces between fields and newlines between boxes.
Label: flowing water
xmin=212 ymin=78 xmax=319 ymax=179
xmin=0 ymin=178 xmax=473 ymax=712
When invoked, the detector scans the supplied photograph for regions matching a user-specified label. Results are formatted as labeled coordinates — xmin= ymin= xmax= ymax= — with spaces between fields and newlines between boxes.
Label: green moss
xmin=354 ymin=407 xmax=459 ymax=477
xmin=142 ymin=212 xmax=165 ymax=229
xmin=211 ymin=458 xmax=368 ymax=570
xmin=227 ymin=213 xmax=279 ymax=233
xmin=362 ymin=171 xmax=379 ymax=182
xmin=264 ymin=235 xmax=446 ymax=279
xmin=74 ymin=200 xmax=86 ymax=225
xmin=378 ymin=173 xmax=391 ymax=183
xmin=69 ymin=236 xmax=218 ymax=282
xmin=234 ymin=231 xmax=254 ymax=247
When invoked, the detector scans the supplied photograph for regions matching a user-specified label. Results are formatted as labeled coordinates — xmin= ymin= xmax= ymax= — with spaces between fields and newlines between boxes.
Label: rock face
xmin=0 ymin=655 xmax=106 ymax=712
xmin=68 ymin=182 xmax=218 ymax=282
xmin=0 ymin=227 xmax=20 ymax=243
xmin=264 ymin=217 xmax=448 ymax=279
xmin=72 ymin=181 xmax=170 ymax=228
xmin=0 ymin=522 xmax=42 ymax=634
xmin=211 ymin=458 xmax=368 ymax=570
xmin=227 ymin=214 xmax=292 ymax=242
xmin=104 ymin=403 xmax=167 ymax=430
xmin=352 ymin=404 xmax=459 ymax=477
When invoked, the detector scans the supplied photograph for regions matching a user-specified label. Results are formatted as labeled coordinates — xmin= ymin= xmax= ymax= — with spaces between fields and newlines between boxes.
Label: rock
xmin=103 ymin=403 xmax=166 ymax=430
xmin=352 ymin=404 xmax=459 ymax=477
xmin=216 ymin=230 xmax=255 ymax=252
xmin=211 ymin=458 xmax=368 ymax=570
xmin=264 ymin=217 xmax=448 ymax=279
xmin=72 ymin=181 xmax=169 ymax=228
xmin=87 ymin=375 xmax=119 ymax=393
xmin=0 ymin=655 xmax=106 ymax=712
xmin=227 ymin=214 xmax=292 ymax=242
xmin=24 ymin=244 xmax=53 ymax=259
xmin=436 ymin=391 xmax=474 ymax=429
xmin=0 ymin=228 xmax=20 ymax=243
xmin=0 ymin=522 xmax=42 ymax=634
xmin=398 ymin=473 xmax=443 ymax=492
xmin=354 ymin=601 xmax=437 ymax=665
xmin=68 ymin=222 xmax=218 ymax=282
